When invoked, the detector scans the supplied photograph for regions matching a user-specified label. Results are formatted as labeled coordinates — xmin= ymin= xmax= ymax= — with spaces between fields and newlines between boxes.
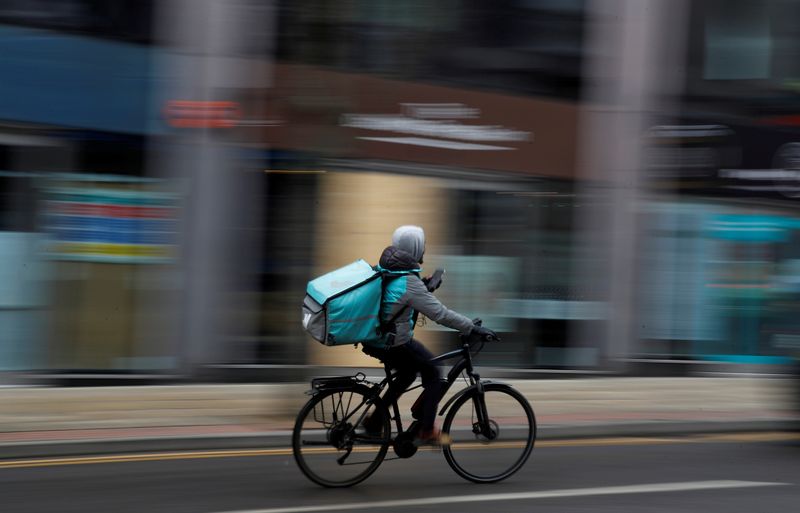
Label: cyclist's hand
xmin=472 ymin=325 xmax=499 ymax=341
xmin=423 ymin=269 xmax=444 ymax=292
xmin=472 ymin=318 xmax=483 ymax=327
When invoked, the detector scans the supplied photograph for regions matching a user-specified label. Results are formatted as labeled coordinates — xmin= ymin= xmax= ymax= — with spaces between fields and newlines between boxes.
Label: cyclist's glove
xmin=471 ymin=325 xmax=499 ymax=341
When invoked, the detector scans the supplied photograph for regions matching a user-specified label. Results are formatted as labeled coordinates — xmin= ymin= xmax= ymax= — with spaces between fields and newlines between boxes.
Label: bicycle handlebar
xmin=462 ymin=330 xmax=500 ymax=345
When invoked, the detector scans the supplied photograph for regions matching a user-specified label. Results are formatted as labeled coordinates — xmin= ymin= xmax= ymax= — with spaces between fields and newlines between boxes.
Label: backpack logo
xmin=302 ymin=312 xmax=311 ymax=329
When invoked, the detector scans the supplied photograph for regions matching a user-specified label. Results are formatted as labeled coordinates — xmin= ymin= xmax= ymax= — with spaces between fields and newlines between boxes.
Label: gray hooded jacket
xmin=378 ymin=245 xmax=474 ymax=347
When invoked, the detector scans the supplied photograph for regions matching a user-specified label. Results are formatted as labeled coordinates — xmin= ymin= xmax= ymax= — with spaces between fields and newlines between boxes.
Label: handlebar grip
xmin=464 ymin=330 xmax=500 ymax=344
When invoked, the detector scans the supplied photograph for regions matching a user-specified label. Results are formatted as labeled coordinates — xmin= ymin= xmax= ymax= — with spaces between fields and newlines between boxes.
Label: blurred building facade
xmin=1 ymin=0 xmax=800 ymax=378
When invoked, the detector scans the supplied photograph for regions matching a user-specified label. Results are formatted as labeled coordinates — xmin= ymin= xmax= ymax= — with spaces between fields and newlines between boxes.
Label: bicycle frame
xmin=294 ymin=332 xmax=534 ymax=487
xmin=431 ymin=336 xmax=494 ymax=436
xmin=307 ymin=334 xmax=491 ymax=445
xmin=380 ymin=335 xmax=488 ymax=437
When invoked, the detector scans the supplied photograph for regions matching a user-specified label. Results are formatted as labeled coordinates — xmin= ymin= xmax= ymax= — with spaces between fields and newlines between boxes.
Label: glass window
xmin=704 ymin=0 xmax=771 ymax=80
xmin=0 ymin=0 xmax=154 ymax=44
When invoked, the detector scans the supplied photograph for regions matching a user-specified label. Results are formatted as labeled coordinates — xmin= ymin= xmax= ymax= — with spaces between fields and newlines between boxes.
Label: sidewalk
xmin=0 ymin=377 xmax=797 ymax=459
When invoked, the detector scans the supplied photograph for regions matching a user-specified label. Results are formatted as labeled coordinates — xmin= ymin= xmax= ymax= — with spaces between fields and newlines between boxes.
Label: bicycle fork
xmin=471 ymin=380 xmax=498 ymax=440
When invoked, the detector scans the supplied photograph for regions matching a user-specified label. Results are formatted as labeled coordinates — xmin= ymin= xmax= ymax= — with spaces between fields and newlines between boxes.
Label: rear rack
xmin=310 ymin=372 xmax=368 ymax=391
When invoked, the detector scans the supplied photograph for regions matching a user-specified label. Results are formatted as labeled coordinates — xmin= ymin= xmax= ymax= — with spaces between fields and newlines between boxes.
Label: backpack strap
xmin=378 ymin=271 xmax=411 ymax=345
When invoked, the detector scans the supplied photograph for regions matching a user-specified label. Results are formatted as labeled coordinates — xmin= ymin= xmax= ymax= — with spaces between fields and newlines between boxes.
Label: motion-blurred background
xmin=1 ymin=0 xmax=800 ymax=382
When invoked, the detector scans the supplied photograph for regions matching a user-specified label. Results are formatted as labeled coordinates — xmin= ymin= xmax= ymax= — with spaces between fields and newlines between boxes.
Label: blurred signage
xmin=645 ymin=125 xmax=739 ymax=179
xmin=646 ymin=122 xmax=800 ymax=201
xmin=43 ymin=187 xmax=178 ymax=264
xmin=264 ymin=64 xmax=577 ymax=179
xmin=708 ymin=214 xmax=794 ymax=243
xmin=340 ymin=103 xmax=532 ymax=151
xmin=164 ymin=100 xmax=241 ymax=128
xmin=719 ymin=167 xmax=800 ymax=198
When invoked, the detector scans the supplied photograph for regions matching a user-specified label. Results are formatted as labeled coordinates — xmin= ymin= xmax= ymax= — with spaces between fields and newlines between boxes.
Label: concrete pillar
xmin=572 ymin=0 xmax=689 ymax=370
xmin=146 ymin=0 xmax=275 ymax=373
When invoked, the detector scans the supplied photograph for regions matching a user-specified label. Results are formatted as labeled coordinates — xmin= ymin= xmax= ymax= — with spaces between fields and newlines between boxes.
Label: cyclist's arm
xmin=405 ymin=276 xmax=474 ymax=334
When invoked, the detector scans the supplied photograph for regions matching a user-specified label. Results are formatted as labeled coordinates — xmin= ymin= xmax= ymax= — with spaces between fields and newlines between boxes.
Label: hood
xmin=391 ymin=225 xmax=425 ymax=263
xmin=379 ymin=246 xmax=421 ymax=272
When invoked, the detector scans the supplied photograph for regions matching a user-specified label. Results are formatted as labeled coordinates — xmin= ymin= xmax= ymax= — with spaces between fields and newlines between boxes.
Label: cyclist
xmin=362 ymin=225 xmax=497 ymax=444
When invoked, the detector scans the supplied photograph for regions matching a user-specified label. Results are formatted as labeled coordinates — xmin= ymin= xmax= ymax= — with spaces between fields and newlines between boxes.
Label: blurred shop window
xmin=351 ymin=0 xmax=459 ymax=31
xmin=276 ymin=0 xmax=458 ymax=73
xmin=0 ymin=144 xmax=48 ymax=371
xmin=704 ymin=0 xmax=771 ymax=80
xmin=0 ymin=142 xmax=39 ymax=233
xmin=249 ymin=168 xmax=320 ymax=365
xmin=699 ymin=0 xmax=800 ymax=85
xmin=771 ymin=3 xmax=800 ymax=86
xmin=0 ymin=175 xmax=36 ymax=232
xmin=0 ymin=133 xmax=76 ymax=232
xmin=444 ymin=185 xmax=593 ymax=368
xmin=0 ymin=0 xmax=154 ymax=44
xmin=275 ymin=0 xmax=586 ymax=99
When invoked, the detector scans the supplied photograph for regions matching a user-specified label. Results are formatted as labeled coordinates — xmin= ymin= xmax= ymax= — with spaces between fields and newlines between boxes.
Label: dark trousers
xmin=363 ymin=339 xmax=441 ymax=432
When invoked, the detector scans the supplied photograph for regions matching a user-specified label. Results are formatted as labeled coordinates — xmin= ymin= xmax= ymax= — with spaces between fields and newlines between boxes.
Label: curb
xmin=1 ymin=419 xmax=796 ymax=460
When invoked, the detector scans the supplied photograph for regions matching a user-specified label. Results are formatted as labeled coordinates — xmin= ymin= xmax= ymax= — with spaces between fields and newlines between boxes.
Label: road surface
xmin=1 ymin=433 xmax=798 ymax=513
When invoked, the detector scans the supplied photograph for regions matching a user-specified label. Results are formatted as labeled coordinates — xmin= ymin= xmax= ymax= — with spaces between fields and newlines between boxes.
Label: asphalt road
xmin=1 ymin=433 xmax=799 ymax=513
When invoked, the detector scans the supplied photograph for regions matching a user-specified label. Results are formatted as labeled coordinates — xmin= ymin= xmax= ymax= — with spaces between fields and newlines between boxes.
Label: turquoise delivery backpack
xmin=303 ymin=259 xmax=397 ymax=347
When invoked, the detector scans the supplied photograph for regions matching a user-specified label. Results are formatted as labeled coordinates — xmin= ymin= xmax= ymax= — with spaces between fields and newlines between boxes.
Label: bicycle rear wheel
xmin=292 ymin=386 xmax=391 ymax=487
xmin=442 ymin=383 xmax=536 ymax=483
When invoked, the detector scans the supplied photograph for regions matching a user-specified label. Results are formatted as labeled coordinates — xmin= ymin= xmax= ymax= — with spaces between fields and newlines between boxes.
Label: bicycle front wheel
xmin=442 ymin=383 xmax=536 ymax=483
xmin=292 ymin=386 xmax=391 ymax=487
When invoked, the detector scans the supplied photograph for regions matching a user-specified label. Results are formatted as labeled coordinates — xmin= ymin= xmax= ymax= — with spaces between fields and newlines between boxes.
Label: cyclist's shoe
xmin=414 ymin=427 xmax=451 ymax=447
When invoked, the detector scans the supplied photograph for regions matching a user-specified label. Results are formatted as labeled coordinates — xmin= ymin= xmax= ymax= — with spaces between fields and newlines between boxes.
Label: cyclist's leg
xmin=359 ymin=345 xmax=412 ymax=432
xmin=386 ymin=339 xmax=441 ymax=433
xmin=360 ymin=344 xmax=414 ymax=405
xmin=380 ymin=353 xmax=417 ymax=408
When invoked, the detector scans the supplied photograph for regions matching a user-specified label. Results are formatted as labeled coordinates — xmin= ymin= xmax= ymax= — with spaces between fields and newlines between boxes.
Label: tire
xmin=442 ymin=383 xmax=536 ymax=483
xmin=292 ymin=386 xmax=391 ymax=487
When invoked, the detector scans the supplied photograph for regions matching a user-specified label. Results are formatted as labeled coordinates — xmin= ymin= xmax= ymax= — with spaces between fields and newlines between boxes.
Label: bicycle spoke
xmin=293 ymin=387 xmax=391 ymax=487
xmin=333 ymin=393 xmax=343 ymax=423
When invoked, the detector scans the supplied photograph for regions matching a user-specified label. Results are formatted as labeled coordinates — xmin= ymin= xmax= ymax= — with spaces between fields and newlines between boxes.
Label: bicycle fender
xmin=438 ymin=381 xmax=513 ymax=416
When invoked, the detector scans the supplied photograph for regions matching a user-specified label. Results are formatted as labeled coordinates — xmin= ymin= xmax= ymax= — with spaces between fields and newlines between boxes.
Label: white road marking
xmin=212 ymin=480 xmax=787 ymax=513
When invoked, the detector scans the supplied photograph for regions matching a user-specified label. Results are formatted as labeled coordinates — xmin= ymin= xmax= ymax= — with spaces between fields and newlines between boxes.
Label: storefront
xmin=244 ymin=64 xmax=590 ymax=369
xmin=635 ymin=0 xmax=800 ymax=365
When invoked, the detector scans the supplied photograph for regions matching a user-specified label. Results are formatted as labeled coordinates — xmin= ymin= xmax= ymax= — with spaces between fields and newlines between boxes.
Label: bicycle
xmin=292 ymin=330 xmax=537 ymax=487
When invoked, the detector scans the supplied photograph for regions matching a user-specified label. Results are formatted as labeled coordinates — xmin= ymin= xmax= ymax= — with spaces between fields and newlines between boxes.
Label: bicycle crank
xmin=393 ymin=431 xmax=418 ymax=458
